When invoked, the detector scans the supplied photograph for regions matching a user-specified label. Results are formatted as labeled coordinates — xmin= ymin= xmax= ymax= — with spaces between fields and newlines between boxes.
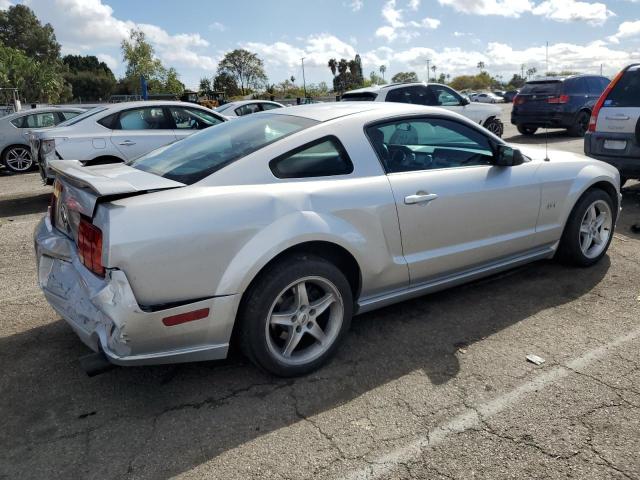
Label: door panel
xmin=388 ymin=165 xmax=541 ymax=283
xmin=110 ymin=107 xmax=176 ymax=160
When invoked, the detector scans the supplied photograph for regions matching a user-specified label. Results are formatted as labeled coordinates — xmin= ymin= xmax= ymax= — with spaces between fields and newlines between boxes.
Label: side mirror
xmin=494 ymin=145 xmax=525 ymax=167
xmin=461 ymin=96 xmax=470 ymax=106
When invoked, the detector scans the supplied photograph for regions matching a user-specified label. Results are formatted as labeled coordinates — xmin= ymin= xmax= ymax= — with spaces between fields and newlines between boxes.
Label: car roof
xmin=344 ymin=82 xmax=453 ymax=95
xmin=3 ymin=106 xmax=84 ymax=120
xmin=526 ymin=74 xmax=608 ymax=83
xmin=102 ymin=100 xmax=211 ymax=111
xmin=265 ymin=101 xmax=446 ymax=122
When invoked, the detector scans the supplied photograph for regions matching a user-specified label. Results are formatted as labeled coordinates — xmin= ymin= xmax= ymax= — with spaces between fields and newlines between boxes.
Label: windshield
xmin=56 ymin=106 xmax=107 ymax=127
xmin=520 ymin=81 xmax=561 ymax=95
xmin=129 ymin=113 xmax=318 ymax=184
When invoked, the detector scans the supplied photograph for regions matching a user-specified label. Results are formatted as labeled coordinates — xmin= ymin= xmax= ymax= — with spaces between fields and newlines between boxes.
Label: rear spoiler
xmin=49 ymin=160 xmax=185 ymax=197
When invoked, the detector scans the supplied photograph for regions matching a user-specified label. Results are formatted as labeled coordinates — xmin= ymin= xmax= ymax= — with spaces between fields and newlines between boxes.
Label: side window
xmin=10 ymin=116 xmax=26 ymax=128
xmin=97 ymin=113 xmax=118 ymax=129
xmin=261 ymin=102 xmax=281 ymax=111
xmin=21 ymin=112 xmax=56 ymax=128
xmin=366 ymin=118 xmax=494 ymax=173
xmin=428 ymin=85 xmax=461 ymax=106
xmin=116 ymin=107 xmax=171 ymax=130
xmin=586 ymin=77 xmax=606 ymax=95
xmin=169 ymin=107 xmax=223 ymax=130
xmin=61 ymin=111 xmax=81 ymax=121
xmin=567 ymin=78 xmax=587 ymax=95
xmin=386 ymin=87 xmax=413 ymax=103
xmin=235 ymin=103 xmax=261 ymax=116
xmin=270 ymin=137 xmax=354 ymax=179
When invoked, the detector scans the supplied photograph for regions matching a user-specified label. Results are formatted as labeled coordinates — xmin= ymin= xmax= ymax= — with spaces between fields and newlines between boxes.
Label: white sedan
xmin=214 ymin=100 xmax=284 ymax=117
xmin=29 ymin=101 xmax=226 ymax=183
xmin=475 ymin=93 xmax=503 ymax=103
xmin=35 ymin=102 xmax=620 ymax=377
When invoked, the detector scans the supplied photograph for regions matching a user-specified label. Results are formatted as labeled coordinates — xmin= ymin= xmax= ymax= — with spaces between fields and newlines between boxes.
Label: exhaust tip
xmin=79 ymin=352 xmax=116 ymax=377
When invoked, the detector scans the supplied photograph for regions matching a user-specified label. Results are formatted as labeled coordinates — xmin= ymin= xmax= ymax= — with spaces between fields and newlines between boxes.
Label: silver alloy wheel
xmin=486 ymin=121 xmax=502 ymax=135
xmin=265 ymin=275 xmax=344 ymax=366
xmin=5 ymin=146 xmax=33 ymax=172
xmin=579 ymin=199 xmax=612 ymax=259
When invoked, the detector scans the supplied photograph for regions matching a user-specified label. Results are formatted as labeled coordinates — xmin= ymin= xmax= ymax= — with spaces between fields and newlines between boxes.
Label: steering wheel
xmin=389 ymin=145 xmax=415 ymax=168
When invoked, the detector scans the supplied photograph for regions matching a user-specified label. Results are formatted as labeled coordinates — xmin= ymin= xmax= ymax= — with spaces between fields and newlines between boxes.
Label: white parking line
xmin=343 ymin=326 xmax=640 ymax=480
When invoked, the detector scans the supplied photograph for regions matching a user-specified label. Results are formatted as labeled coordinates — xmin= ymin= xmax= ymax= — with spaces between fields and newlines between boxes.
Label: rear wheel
xmin=517 ymin=125 xmax=538 ymax=136
xmin=568 ymin=110 xmax=590 ymax=137
xmin=2 ymin=145 xmax=33 ymax=173
xmin=556 ymin=189 xmax=615 ymax=267
xmin=238 ymin=255 xmax=353 ymax=377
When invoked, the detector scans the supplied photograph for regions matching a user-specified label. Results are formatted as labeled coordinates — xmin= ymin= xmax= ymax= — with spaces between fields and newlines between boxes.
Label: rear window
xmin=605 ymin=69 xmax=640 ymax=108
xmin=341 ymin=92 xmax=378 ymax=101
xmin=57 ymin=106 xmax=107 ymax=127
xmin=520 ymin=81 xmax=561 ymax=95
xmin=129 ymin=114 xmax=318 ymax=184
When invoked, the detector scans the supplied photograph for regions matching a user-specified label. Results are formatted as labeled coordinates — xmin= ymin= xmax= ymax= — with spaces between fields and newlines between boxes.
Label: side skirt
xmin=356 ymin=245 xmax=556 ymax=314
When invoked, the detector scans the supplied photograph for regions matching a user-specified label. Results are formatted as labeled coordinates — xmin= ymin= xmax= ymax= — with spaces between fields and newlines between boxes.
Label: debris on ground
xmin=526 ymin=354 xmax=546 ymax=365
xmin=454 ymin=341 xmax=469 ymax=354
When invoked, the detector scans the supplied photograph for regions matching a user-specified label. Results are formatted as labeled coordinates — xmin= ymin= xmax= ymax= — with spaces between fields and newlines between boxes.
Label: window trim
xmin=165 ymin=105 xmax=226 ymax=130
xmin=363 ymin=114 xmax=502 ymax=175
xmin=269 ymin=134 xmax=354 ymax=179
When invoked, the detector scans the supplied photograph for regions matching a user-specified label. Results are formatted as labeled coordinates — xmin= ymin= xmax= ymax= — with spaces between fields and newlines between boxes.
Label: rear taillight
xmin=589 ymin=69 xmax=626 ymax=133
xmin=514 ymin=95 xmax=524 ymax=105
xmin=77 ymin=217 xmax=104 ymax=277
xmin=547 ymin=95 xmax=569 ymax=104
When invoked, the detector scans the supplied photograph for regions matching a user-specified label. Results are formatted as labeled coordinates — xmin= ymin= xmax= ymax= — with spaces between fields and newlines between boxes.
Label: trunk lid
xmin=514 ymin=80 xmax=563 ymax=113
xmin=49 ymin=160 xmax=185 ymax=240
xmin=595 ymin=67 xmax=640 ymax=134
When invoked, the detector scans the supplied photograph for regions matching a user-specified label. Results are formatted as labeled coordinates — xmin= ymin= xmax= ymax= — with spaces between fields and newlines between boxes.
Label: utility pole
xmin=546 ymin=41 xmax=549 ymax=76
xmin=301 ymin=57 xmax=307 ymax=99
xmin=426 ymin=59 xmax=431 ymax=83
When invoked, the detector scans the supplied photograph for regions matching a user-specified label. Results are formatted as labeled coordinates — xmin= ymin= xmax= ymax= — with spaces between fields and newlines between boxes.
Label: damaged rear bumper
xmin=34 ymin=216 xmax=240 ymax=366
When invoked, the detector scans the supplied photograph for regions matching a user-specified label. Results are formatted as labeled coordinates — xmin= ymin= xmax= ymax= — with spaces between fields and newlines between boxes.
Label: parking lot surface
xmin=1 ymin=103 xmax=639 ymax=479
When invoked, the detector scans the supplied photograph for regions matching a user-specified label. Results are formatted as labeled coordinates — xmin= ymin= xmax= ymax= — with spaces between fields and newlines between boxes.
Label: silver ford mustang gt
xmin=34 ymin=102 xmax=621 ymax=376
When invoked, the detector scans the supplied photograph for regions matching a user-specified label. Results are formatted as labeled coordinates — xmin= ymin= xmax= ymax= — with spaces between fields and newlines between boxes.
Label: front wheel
xmin=484 ymin=118 xmax=504 ymax=137
xmin=556 ymin=189 xmax=615 ymax=267
xmin=238 ymin=255 xmax=353 ymax=377
xmin=2 ymin=145 xmax=33 ymax=173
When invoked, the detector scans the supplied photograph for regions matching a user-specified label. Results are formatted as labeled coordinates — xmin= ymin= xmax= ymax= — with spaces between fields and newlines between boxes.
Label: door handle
xmin=118 ymin=140 xmax=136 ymax=146
xmin=404 ymin=193 xmax=439 ymax=205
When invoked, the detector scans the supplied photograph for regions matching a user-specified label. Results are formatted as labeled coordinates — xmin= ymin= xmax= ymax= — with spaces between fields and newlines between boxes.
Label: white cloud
xmin=209 ymin=22 xmax=226 ymax=32
xmin=437 ymin=0 xmax=533 ymax=17
xmin=24 ymin=0 xmax=218 ymax=70
xmin=608 ymin=20 xmax=640 ymax=43
xmin=438 ymin=0 xmax=614 ymax=24
xmin=532 ymin=0 xmax=614 ymax=26
xmin=96 ymin=53 xmax=117 ymax=70
xmin=408 ymin=0 xmax=421 ymax=10
xmin=376 ymin=0 xmax=440 ymax=42
xmin=0 ymin=0 xmax=12 ymax=9
xmin=349 ymin=0 xmax=364 ymax=11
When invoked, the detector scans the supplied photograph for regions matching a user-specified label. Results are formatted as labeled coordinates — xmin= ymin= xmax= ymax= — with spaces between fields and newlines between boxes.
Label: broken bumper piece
xmin=34 ymin=216 xmax=239 ymax=366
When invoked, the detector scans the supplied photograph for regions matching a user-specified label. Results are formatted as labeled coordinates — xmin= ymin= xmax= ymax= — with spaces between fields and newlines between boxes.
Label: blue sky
xmin=5 ymin=0 xmax=640 ymax=88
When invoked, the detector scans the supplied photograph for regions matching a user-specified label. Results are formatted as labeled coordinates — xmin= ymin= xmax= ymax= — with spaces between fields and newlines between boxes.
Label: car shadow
xmin=503 ymin=129 xmax=578 ymax=145
xmin=0 ymin=256 xmax=611 ymax=479
xmin=0 ymin=193 xmax=49 ymax=218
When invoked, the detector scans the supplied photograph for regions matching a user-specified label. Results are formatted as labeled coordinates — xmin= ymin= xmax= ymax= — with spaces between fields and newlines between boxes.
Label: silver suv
xmin=585 ymin=64 xmax=640 ymax=185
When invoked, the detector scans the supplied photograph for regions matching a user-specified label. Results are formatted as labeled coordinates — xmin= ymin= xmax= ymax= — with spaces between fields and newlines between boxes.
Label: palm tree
xmin=379 ymin=64 xmax=386 ymax=81
xmin=290 ymin=75 xmax=295 ymax=85
xmin=477 ymin=61 xmax=485 ymax=72
xmin=431 ymin=65 xmax=437 ymax=82
xmin=328 ymin=58 xmax=337 ymax=77
xmin=446 ymin=73 xmax=451 ymax=83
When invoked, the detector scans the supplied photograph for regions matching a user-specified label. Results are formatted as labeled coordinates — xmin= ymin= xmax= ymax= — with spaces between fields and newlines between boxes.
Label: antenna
xmin=543 ymin=40 xmax=550 ymax=162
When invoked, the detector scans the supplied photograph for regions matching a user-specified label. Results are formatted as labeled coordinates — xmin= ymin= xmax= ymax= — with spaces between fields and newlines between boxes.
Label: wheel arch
xmin=560 ymin=176 xmax=620 ymax=236
xmin=1 ymin=143 xmax=31 ymax=160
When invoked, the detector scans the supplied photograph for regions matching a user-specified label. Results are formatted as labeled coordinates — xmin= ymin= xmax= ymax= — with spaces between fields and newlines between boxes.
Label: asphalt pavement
xmin=1 ymin=103 xmax=639 ymax=479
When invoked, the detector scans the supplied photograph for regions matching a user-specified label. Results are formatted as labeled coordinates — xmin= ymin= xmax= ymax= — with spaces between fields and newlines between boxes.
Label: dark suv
xmin=585 ymin=64 xmax=640 ymax=185
xmin=511 ymin=75 xmax=610 ymax=137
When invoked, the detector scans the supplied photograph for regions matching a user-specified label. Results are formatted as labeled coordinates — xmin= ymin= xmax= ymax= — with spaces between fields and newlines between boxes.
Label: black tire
xmin=2 ymin=145 xmax=33 ymax=173
xmin=484 ymin=118 xmax=504 ymax=137
xmin=517 ymin=125 xmax=538 ymax=136
xmin=238 ymin=254 xmax=353 ymax=377
xmin=556 ymin=188 xmax=615 ymax=267
xmin=568 ymin=110 xmax=590 ymax=137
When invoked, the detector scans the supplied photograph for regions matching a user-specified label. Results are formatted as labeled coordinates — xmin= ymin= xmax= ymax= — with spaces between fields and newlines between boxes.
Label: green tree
xmin=391 ymin=71 xmax=419 ymax=83
xmin=217 ymin=49 xmax=267 ymax=95
xmin=62 ymin=55 xmax=116 ymax=101
xmin=328 ymin=58 xmax=337 ymax=77
xmin=163 ymin=67 xmax=184 ymax=96
xmin=213 ymin=72 xmax=241 ymax=97
xmin=199 ymin=77 xmax=212 ymax=95
xmin=0 ymin=5 xmax=60 ymax=62
xmin=506 ymin=73 xmax=526 ymax=89
xmin=121 ymin=29 xmax=165 ymax=93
